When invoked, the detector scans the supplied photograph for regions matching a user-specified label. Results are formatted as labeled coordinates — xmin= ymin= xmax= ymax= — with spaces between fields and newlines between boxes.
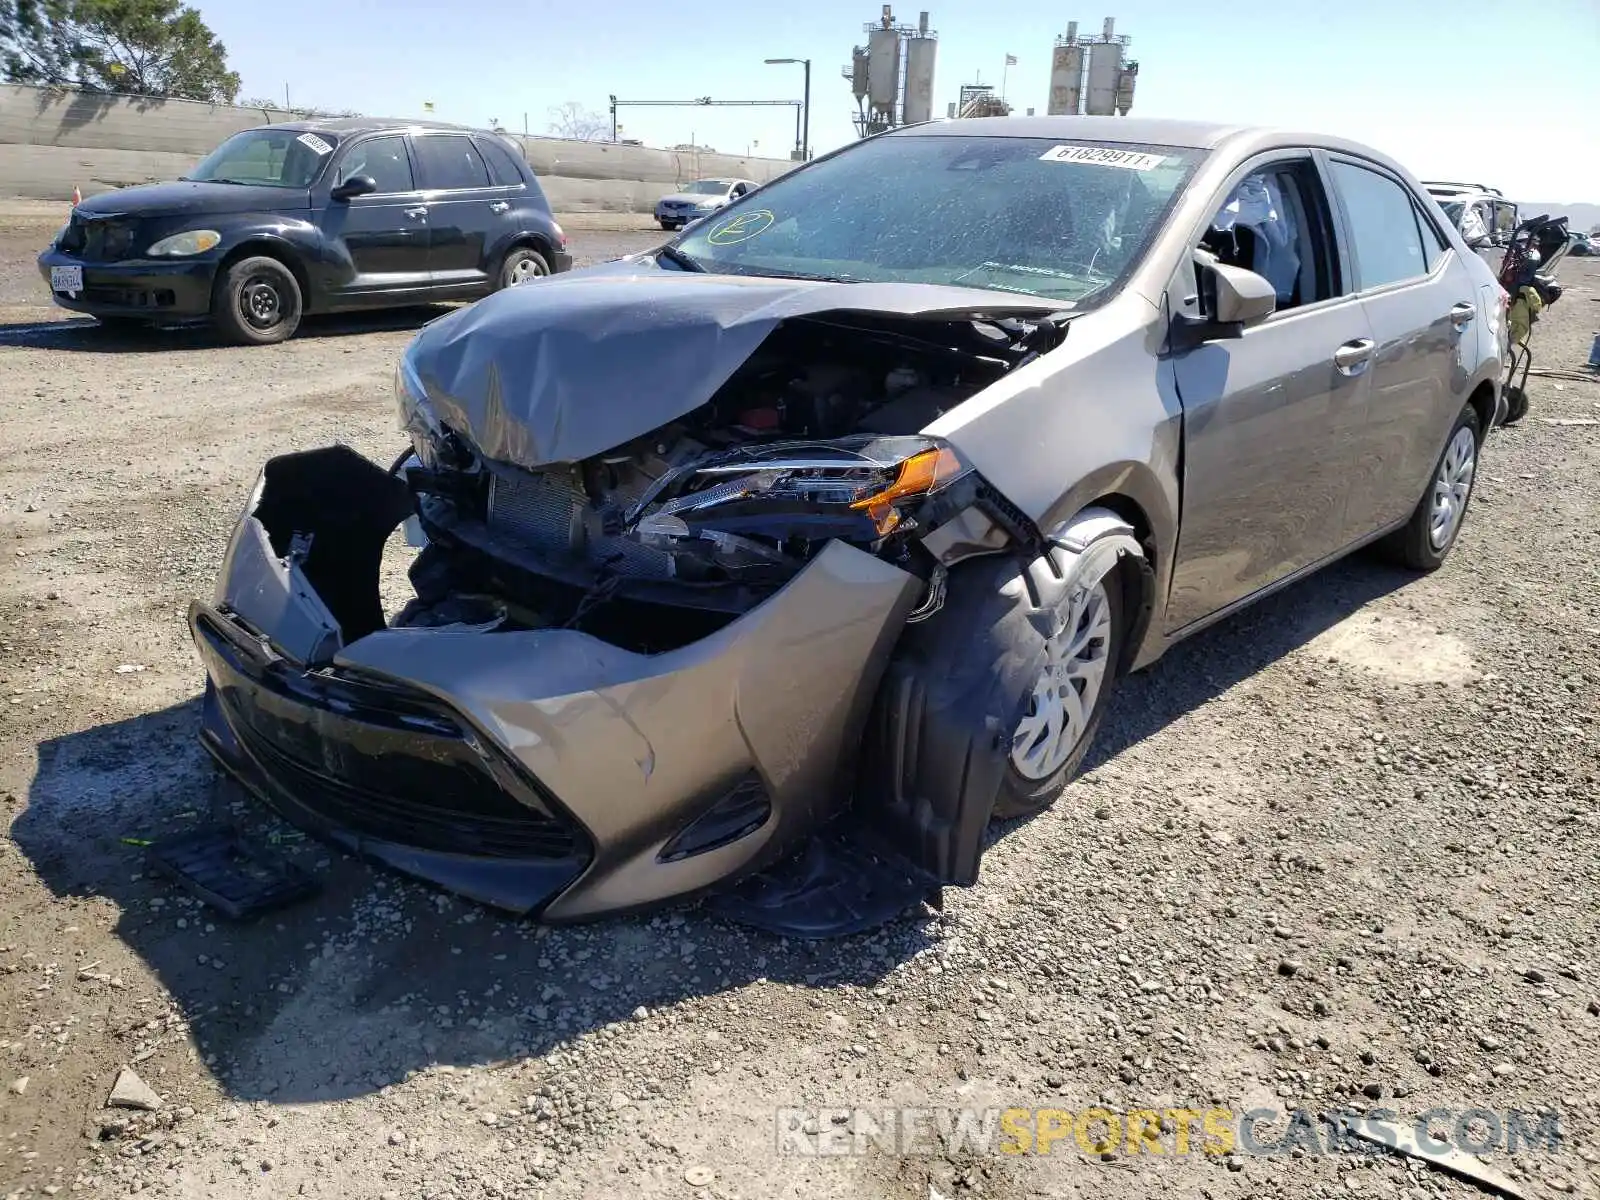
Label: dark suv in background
xmin=37 ymin=118 xmax=572 ymax=344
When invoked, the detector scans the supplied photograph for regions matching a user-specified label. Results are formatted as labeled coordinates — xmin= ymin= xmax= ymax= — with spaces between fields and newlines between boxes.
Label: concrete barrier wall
xmin=0 ymin=84 xmax=797 ymax=211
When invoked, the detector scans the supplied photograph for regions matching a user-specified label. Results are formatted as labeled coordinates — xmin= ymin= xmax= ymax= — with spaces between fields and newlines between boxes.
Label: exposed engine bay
xmin=398 ymin=311 xmax=1061 ymax=649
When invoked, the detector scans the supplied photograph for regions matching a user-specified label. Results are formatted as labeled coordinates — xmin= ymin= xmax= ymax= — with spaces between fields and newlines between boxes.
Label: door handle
xmin=403 ymin=206 xmax=427 ymax=220
xmin=1449 ymin=301 xmax=1476 ymax=328
xmin=1333 ymin=338 xmax=1374 ymax=375
xmin=488 ymin=200 xmax=510 ymax=214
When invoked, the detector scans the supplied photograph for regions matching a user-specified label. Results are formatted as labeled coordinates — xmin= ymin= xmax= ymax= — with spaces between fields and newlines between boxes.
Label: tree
xmin=547 ymin=100 xmax=608 ymax=142
xmin=242 ymin=96 xmax=361 ymax=119
xmin=1 ymin=0 xmax=240 ymax=103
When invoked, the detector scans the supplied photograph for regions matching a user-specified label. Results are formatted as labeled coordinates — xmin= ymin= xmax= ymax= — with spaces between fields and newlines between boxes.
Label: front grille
xmin=59 ymin=216 xmax=140 ymax=262
xmin=197 ymin=615 xmax=583 ymax=861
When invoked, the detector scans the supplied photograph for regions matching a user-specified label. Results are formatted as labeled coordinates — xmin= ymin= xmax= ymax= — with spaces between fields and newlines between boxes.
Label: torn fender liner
xmin=401 ymin=269 xmax=1066 ymax=470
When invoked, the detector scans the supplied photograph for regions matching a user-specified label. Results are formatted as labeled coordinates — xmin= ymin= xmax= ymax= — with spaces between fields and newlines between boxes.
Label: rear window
xmin=476 ymin=136 xmax=527 ymax=188
xmin=413 ymin=135 xmax=491 ymax=191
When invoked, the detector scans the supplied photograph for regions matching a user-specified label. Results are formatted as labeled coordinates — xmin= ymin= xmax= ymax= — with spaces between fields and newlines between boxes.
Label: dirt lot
xmin=1 ymin=206 xmax=1598 ymax=1200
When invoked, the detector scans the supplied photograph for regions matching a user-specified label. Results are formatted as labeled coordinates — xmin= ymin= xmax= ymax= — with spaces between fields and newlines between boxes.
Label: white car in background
xmin=654 ymin=178 xmax=757 ymax=231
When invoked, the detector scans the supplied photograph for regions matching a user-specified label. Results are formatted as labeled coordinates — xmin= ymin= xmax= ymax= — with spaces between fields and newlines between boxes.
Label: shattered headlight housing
xmin=629 ymin=436 xmax=972 ymax=545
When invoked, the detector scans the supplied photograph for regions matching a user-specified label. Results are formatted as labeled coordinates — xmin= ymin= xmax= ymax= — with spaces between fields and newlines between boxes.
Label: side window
xmin=413 ymin=135 xmax=491 ymax=191
xmin=1197 ymin=160 xmax=1334 ymax=312
xmin=1414 ymin=202 xmax=1447 ymax=271
xmin=335 ymin=136 xmax=414 ymax=194
xmin=1328 ymin=160 xmax=1429 ymax=289
xmin=475 ymin=136 xmax=527 ymax=188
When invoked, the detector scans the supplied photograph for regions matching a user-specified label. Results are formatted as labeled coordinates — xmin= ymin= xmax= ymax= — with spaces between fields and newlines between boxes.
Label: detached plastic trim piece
xmin=145 ymin=827 xmax=320 ymax=921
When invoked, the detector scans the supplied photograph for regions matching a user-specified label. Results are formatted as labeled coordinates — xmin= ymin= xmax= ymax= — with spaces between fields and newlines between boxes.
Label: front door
xmin=412 ymin=133 xmax=502 ymax=289
xmin=320 ymin=134 xmax=430 ymax=297
xmin=1165 ymin=154 xmax=1373 ymax=632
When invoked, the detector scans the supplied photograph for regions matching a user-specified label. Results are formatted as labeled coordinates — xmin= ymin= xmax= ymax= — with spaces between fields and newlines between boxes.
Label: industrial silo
xmin=1114 ymin=61 xmax=1138 ymax=114
xmin=867 ymin=7 xmax=903 ymax=126
xmin=903 ymin=12 xmax=938 ymax=125
xmin=1084 ymin=18 xmax=1123 ymax=116
xmin=850 ymin=47 xmax=870 ymax=102
xmin=1047 ymin=21 xmax=1085 ymax=115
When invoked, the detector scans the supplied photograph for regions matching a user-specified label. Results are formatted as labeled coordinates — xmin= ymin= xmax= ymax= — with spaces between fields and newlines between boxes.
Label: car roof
xmin=889 ymin=115 xmax=1430 ymax=172
xmin=265 ymin=117 xmax=501 ymax=138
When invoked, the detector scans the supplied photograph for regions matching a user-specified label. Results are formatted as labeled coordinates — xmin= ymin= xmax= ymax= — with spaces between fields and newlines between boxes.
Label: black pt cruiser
xmin=37 ymin=118 xmax=573 ymax=344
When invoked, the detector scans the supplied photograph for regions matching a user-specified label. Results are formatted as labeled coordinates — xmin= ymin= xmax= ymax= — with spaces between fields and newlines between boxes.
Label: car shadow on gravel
xmin=11 ymin=554 xmax=1412 ymax=1106
xmin=12 ymin=699 xmax=939 ymax=1105
xmin=1086 ymin=552 xmax=1415 ymax=772
xmin=0 ymin=306 xmax=456 ymax=351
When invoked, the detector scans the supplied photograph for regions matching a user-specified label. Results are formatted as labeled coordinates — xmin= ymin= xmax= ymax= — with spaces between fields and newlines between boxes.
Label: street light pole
xmin=764 ymin=57 xmax=812 ymax=161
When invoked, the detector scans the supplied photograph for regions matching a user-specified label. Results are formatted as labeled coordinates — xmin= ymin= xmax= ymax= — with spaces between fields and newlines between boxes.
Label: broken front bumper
xmin=189 ymin=446 xmax=919 ymax=922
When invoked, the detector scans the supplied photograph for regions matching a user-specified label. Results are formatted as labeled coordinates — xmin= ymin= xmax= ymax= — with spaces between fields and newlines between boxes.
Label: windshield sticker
xmin=706 ymin=209 xmax=774 ymax=245
xmin=296 ymin=133 xmax=334 ymax=156
xmin=1038 ymin=145 xmax=1167 ymax=171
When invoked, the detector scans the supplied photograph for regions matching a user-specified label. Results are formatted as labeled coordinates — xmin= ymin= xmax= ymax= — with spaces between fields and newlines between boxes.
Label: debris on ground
xmin=106 ymin=1068 xmax=162 ymax=1112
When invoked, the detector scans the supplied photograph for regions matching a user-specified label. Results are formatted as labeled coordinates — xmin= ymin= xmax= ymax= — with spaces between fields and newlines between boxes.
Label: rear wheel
xmin=1378 ymin=404 xmax=1481 ymax=571
xmin=496 ymin=246 xmax=550 ymax=290
xmin=212 ymin=255 xmax=302 ymax=345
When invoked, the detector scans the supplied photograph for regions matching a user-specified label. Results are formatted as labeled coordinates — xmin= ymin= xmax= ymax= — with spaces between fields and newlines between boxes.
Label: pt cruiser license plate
xmin=50 ymin=265 xmax=83 ymax=293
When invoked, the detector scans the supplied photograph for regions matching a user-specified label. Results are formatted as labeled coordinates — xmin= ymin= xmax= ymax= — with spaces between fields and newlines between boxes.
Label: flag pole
xmin=1002 ymin=57 xmax=1009 ymax=100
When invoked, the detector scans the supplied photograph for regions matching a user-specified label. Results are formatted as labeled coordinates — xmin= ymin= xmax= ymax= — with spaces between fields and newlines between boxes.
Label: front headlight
xmin=146 ymin=229 xmax=221 ymax=257
xmin=629 ymin=436 xmax=972 ymax=541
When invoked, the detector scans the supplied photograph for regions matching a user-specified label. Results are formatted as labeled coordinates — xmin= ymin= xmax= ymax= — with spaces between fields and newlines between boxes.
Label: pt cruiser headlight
xmin=146 ymin=229 xmax=221 ymax=257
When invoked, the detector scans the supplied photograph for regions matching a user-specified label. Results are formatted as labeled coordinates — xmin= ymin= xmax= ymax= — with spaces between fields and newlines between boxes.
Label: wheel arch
xmin=215 ymin=238 xmax=311 ymax=309
xmin=1047 ymin=493 xmax=1159 ymax=676
xmin=1466 ymin=378 xmax=1497 ymax=435
xmin=493 ymin=232 xmax=556 ymax=271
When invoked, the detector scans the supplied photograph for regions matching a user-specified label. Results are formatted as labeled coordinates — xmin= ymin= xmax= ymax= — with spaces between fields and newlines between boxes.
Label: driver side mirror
xmin=1209 ymin=261 xmax=1277 ymax=326
xmin=331 ymin=174 xmax=377 ymax=201
xmin=1174 ymin=253 xmax=1276 ymax=347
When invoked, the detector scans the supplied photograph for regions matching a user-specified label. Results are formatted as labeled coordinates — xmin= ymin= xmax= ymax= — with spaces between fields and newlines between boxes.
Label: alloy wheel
xmin=1429 ymin=425 xmax=1477 ymax=550
xmin=509 ymin=256 xmax=547 ymax=285
xmin=1009 ymin=579 xmax=1113 ymax=782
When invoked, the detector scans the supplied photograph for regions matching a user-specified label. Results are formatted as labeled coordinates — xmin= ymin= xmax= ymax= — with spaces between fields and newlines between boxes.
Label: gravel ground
xmin=2 ymin=210 xmax=1598 ymax=1200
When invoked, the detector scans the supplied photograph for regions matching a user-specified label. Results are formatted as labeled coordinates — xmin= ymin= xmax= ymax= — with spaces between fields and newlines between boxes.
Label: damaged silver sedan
xmin=190 ymin=118 xmax=1506 ymax=935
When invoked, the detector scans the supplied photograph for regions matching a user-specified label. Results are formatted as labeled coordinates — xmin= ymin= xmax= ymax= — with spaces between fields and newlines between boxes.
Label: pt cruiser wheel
xmin=213 ymin=255 xmax=302 ymax=345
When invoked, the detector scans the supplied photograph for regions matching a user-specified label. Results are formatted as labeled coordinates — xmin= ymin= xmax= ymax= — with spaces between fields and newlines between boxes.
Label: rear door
xmin=412 ymin=133 xmax=500 ymax=289
xmin=320 ymin=134 xmax=430 ymax=297
xmin=1165 ymin=152 xmax=1375 ymax=631
xmin=473 ymin=134 xmax=537 ymax=260
xmin=1323 ymin=157 xmax=1479 ymax=540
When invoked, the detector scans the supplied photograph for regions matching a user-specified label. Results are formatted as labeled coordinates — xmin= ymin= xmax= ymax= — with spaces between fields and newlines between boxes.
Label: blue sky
xmin=204 ymin=0 xmax=1597 ymax=201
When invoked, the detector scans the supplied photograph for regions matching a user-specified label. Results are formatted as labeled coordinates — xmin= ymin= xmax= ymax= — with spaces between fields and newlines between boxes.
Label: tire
xmin=1502 ymin=385 xmax=1529 ymax=426
xmin=496 ymin=246 xmax=551 ymax=290
xmin=658 ymin=220 xmax=674 ymax=231
xmin=866 ymin=540 xmax=1129 ymax=834
xmin=1377 ymin=404 xmax=1481 ymax=571
xmin=212 ymin=255 xmax=302 ymax=345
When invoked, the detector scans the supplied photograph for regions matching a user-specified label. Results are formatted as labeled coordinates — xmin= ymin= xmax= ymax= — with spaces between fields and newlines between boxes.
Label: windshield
xmin=672 ymin=135 xmax=1202 ymax=304
xmin=186 ymin=128 xmax=340 ymax=188
xmin=682 ymin=180 xmax=730 ymax=194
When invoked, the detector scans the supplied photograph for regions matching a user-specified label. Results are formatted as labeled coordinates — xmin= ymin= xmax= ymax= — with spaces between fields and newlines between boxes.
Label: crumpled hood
xmin=400 ymin=267 xmax=1066 ymax=469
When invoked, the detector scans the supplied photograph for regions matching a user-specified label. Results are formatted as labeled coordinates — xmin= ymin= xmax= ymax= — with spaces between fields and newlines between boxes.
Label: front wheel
xmin=496 ymin=246 xmax=551 ymax=289
xmin=1378 ymin=404 xmax=1481 ymax=571
xmin=212 ymin=255 xmax=302 ymax=345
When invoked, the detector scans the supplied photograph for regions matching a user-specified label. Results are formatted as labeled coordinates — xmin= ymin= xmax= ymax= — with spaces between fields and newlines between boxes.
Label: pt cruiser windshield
xmin=672 ymin=135 xmax=1202 ymax=304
